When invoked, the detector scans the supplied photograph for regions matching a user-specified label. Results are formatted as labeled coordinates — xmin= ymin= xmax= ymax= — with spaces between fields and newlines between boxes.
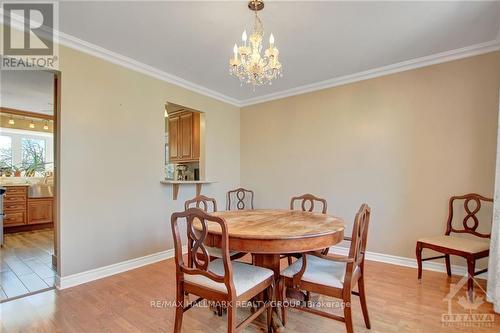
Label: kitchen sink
xmin=28 ymin=184 xmax=54 ymax=198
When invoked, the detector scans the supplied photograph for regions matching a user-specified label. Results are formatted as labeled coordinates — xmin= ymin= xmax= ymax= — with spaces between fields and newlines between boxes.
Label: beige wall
xmin=58 ymin=46 xmax=240 ymax=276
xmin=4 ymin=19 xmax=498 ymax=276
xmin=241 ymin=51 xmax=500 ymax=261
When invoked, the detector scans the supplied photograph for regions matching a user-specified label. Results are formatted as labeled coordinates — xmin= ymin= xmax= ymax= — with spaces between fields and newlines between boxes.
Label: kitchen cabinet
xmin=179 ymin=112 xmax=193 ymax=159
xmin=3 ymin=186 xmax=27 ymax=226
xmin=2 ymin=186 xmax=54 ymax=230
xmin=28 ymin=198 xmax=53 ymax=224
xmin=168 ymin=110 xmax=200 ymax=162
xmin=4 ymin=211 xmax=26 ymax=227
xmin=169 ymin=115 xmax=179 ymax=160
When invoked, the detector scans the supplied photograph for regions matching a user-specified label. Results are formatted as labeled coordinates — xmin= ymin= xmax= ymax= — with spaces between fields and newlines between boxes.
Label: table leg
xmin=253 ymin=254 xmax=281 ymax=278
xmin=253 ymin=254 xmax=285 ymax=332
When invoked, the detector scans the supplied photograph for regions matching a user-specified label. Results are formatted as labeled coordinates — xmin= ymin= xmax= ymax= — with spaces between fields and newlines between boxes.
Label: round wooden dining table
xmin=204 ymin=209 xmax=345 ymax=332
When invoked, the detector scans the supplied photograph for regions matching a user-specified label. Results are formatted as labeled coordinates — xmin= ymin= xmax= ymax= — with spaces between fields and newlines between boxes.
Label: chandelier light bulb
xmin=242 ymin=30 xmax=247 ymax=43
xmin=269 ymin=33 xmax=274 ymax=46
xmin=233 ymin=44 xmax=238 ymax=59
xmin=29 ymin=121 xmax=35 ymax=129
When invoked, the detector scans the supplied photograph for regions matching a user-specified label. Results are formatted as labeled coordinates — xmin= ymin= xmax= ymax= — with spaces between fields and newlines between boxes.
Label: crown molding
xmin=239 ymin=38 xmax=500 ymax=107
xmin=2 ymin=11 xmax=500 ymax=108
xmin=59 ymin=32 xmax=500 ymax=108
xmin=56 ymin=31 xmax=242 ymax=107
xmin=0 ymin=10 xmax=242 ymax=107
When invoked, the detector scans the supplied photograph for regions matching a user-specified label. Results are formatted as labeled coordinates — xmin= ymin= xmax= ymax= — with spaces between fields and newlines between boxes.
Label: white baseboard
xmin=332 ymin=246 xmax=488 ymax=279
xmin=56 ymin=249 xmax=176 ymax=290
xmin=56 ymin=245 xmax=487 ymax=290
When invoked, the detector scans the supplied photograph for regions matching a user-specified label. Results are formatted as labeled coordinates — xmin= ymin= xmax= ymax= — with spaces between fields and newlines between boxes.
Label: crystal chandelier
xmin=229 ymin=0 xmax=282 ymax=87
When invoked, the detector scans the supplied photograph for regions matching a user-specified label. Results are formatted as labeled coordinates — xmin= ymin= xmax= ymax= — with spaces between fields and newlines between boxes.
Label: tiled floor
xmin=0 ymin=229 xmax=55 ymax=301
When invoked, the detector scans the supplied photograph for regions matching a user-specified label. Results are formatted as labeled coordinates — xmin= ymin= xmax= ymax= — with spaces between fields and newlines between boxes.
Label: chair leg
xmin=358 ymin=276 xmax=371 ymax=329
xmin=416 ymin=242 xmax=423 ymax=280
xmin=266 ymin=283 xmax=274 ymax=333
xmin=343 ymin=295 xmax=354 ymax=333
xmin=174 ymin=284 xmax=184 ymax=333
xmin=227 ymin=302 xmax=237 ymax=333
xmin=287 ymin=255 xmax=292 ymax=266
xmin=467 ymin=257 xmax=476 ymax=302
xmin=278 ymin=279 xmax=287 ymax=326
xmin=444 ymin=254 xmax=452 ymax=277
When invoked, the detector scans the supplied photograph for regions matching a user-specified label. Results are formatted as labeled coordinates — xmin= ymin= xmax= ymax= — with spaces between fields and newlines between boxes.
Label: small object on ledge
xmin=160 ymin=180 xmax=217 ymax=200
xmin=175 ymin=164 xmax=188 ymax=180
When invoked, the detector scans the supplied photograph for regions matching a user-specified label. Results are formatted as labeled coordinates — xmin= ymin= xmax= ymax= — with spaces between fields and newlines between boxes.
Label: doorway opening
xmin=0 ymin=70 xmax=59 ymax=302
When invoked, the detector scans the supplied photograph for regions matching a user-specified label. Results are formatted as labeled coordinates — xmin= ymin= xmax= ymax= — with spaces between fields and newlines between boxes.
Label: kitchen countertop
xmin=160 ymin=180 xmax=216 ymax=184
xmin=0 ymin=183 xmax=54 ymax=198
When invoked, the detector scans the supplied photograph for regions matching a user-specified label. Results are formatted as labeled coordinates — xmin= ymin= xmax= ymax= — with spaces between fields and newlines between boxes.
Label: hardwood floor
xmin=0 ymin=228 xmax=55 ymax=301
xmin=0 ymin=257 xmax=498 ymax=332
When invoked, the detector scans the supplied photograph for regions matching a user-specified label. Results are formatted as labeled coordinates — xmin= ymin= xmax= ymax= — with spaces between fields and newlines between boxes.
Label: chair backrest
xmin=290 ymin=193 xmax=327 ymax=214
xmin=347 ymin=204 xmax=371 ymax=274
xmin=445 ymin=193 xmax=493 ymax=238
xmin=184 ymin=195 xmax=218 ymax=213
xmin=227 ymin=188 xmax=254 ymax=210
xmin=171 ymin=208 xmax=235 ymax=295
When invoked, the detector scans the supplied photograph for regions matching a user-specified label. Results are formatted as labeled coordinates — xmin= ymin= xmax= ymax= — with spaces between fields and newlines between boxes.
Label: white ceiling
xmin=56 ymin=1 xmax=500 ymax=105
xmin=1 ymin=71 xmax=54 ymax=115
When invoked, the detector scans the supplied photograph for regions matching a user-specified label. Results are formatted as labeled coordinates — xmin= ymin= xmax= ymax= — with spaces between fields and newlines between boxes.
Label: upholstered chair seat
xmin=281 ymin=254 xmax=346 ymax=289
xmin=206 ymin=247 xmax=241 ymax=259
xmin=184 ymin=259 xmax=274 ymax=296
xmin=417 ymin=235 xmax=490 ymax=254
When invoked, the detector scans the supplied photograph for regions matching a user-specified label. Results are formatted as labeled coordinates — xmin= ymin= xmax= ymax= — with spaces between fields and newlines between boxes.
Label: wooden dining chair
xmin=278 ymin=204 xmax=372 ymax=333
xmin=171 ymin=208 xmax=274 ymax=333
xmin=290 ymin=193 xmax=327 ymax=213
xmin=285 ymin=194 xmax=329 ymax=264
xmin=227 ymin=188 xmax=254 ymax=210
xmin=184 ymin=195 xmax=246 ymax=262
xmin=184 ymin=195 xmax=218 ymax=213
xmin=226 ymin=188 xmax=257 ymax=265
xmin=416 ymin=193 xmax=492 ymax=300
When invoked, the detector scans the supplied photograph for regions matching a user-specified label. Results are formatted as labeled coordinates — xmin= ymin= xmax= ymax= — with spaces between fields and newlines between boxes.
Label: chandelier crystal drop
xmin=229 ymin=0 xmax=282 ymax=87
